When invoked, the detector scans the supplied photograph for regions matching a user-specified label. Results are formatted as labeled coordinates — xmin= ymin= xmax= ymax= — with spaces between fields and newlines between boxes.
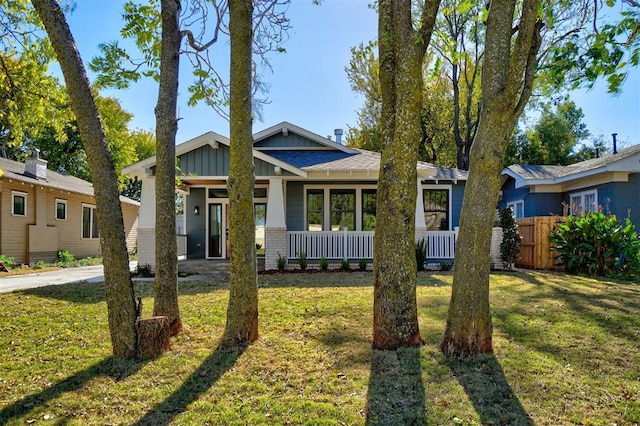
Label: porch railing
xmin=423 ymin=230 xmax=458 ymax=259
xmin=287 ymin=230 xmax=375 ymax=259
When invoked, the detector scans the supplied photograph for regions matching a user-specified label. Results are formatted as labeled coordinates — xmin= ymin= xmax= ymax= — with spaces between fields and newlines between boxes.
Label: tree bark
xmin=372 ymin=0 xmax=440 ymax=350
xmin=441 ymin=0 xmax=542 ymax=358
xmin=31 ymin=0 xmax=137 ymax=358
xmin=222 ymin=0 xmax=258 ymax=346
xmin=153 ymin=0 xmax=182 ymax=336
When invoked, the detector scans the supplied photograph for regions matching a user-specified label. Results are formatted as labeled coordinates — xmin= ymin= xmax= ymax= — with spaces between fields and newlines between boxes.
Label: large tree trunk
xmin=222 ymin=0 xmax=258 ymax=346
xmin=441 ymin=0 xmax=542 ymax=358
xmin=32 ymin=0 xmax=137 ymax=358
xmin=372 ymin=0 xmax=440 ymax=350
xmin=153 ymin=0 xmax=182 ymax=336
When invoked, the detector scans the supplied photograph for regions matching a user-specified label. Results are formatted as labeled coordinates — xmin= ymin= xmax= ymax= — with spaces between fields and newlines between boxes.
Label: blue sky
xmin=65 ymin=0 xmax=639 ymax=148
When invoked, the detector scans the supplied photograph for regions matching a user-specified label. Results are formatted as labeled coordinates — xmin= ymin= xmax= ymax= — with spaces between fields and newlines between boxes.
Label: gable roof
xmin=0 ymin=156 xmax=139 ymax=205
xmin=253 ymin=121 xmax=357 ymax=154
xmin=503 ymin=143 xmax=640 ymax=188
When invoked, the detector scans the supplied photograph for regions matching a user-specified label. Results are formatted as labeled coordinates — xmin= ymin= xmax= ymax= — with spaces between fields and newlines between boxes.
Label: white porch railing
xmin=423 ymin=230 xmax=458 ymax=259
xmin=287 ymin=230 xmax=375 ymax=259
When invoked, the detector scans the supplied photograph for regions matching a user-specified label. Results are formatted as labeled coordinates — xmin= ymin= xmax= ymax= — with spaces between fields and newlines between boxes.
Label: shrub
xmin=136 ymin=263 xmax=153 ymax=277
xmin=277 ymin=253 xmax=287 ymax=271
xmin=439 ymin=261 xmax=453 ymax=271
xmin=57 ymin=250 xmax=75 ymax=266
xmin=32 ymin=260 xmax=46 ymax=270
xmin=415 ymin=239 xmax=426 ymax=272
xmin=358 ymin=258 xmax=367 ymax=271
xmin=340 ymin=258 xmax=350 ymax=271
xmin=298 ymin=252 xmax=308 ymax=271
xmin=256 ymin=243 xmax=262 ymax=250
xmin=499 ymin=208 xmax=521 ymax=270
xmin=550 ymin=212 xmax=640 ymax=278
xmin=319 ymin=257 xmax=329 ymax=271
xmin=0 ymin=254 xmax=16 ymax=269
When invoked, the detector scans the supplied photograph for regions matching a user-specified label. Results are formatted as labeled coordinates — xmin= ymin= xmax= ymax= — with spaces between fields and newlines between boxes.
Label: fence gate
xmin=515 ymin=216 xmax=565 ymax=270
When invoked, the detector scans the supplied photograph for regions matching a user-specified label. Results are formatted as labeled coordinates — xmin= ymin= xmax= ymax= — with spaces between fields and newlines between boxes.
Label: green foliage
xmin=56 ymin=250 xmax=75 ymax=266
xmin=298 ymin=252 xmax=308 ymax=271
xmin=415 ymin=239 xmax=426 ymax=272
xmin=439 ymin=261 xmax=453 ymax=271
xmin=31 ymin=260 xmax=45 ymax=270
xmin=0 ymin=254 xmax=16 ymax=269
xmin=499 ymin=208 xmax=521 ymax=271
xmin=358 ymin=258 xmax=367 ymax=271
xmin=550 ymin=212 xmax=640 ymax=278
xmin=319 ymin=256 xmax=329 ymax=271
xmin=136 ymin=263 xmax=153 ymax=277
xmin=340 ymin=258 xmax=350 ymax=271
xmin=276 ymin=253 xmax=287 ymax=271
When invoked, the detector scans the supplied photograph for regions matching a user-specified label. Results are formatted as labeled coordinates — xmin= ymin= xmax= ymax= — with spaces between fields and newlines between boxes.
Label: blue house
xmin=500 ymin=143 xmax=640 ymax=226
xmin=123 ymin=122 xmax=468 ymax=270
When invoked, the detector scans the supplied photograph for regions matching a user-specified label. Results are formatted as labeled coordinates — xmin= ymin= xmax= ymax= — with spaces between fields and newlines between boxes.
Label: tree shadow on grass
xmin=132 ymin=342 xmax=245 ymax=426
xmin=365 ymin=347 xmax=426 ymax=425
xmin=0 ymin=357 xmax=147 ymax=424
xmin=446 ymin=354 xmax=534 ymax=426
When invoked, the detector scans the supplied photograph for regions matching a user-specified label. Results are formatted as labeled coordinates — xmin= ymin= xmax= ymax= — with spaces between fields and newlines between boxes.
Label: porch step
xmin=178 ymin=257 xmax=265 ymax=277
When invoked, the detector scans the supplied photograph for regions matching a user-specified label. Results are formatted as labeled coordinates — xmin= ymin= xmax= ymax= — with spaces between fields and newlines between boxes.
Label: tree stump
xmin=135 ymin=316 xmax=171 ymax=360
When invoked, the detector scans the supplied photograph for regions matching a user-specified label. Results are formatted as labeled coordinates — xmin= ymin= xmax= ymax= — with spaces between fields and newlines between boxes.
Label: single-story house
xmin=122 ymin=122 xmax=468 ymax=270
xmin=0 ymin=153 xmax=139 ymax=265
xmin=500 ymin=143 xmax=640 ymax=227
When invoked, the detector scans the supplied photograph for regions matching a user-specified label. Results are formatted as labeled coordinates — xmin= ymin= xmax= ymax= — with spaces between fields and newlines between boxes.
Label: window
xmin=506 ymin=200 xmax=524 ymax=218
xmin=12 ymin=191 xmax=27 ymax=216
xmin=362 ymin=189 xmax=377 ymax=231
xmin=424 ymin=189 xmax=449 ymax=230
xmin=570 ymin=190 xmax=597 ymax=215
xmin=55 ymin=199 xmax=67 ymax=220
xmin=255 ymin=203 xmax=266 ymax=250
xmin=82 ymin=205 xmax=99 ymax=239
xmin=330 ymin=189 xmax=355 ymax=231
xmin=307 ymin=189 xmax=324 ymax=231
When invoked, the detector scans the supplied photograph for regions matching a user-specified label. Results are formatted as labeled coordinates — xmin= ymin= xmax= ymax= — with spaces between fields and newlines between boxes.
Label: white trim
xmin=569 ymin=189 xmax=598 ymax=215
xmin=422 ymin=184 xmax=453 ymax=231
xmin=506 ymin=199 xmax=525 ymax=218
xmin=11 ymin=191 xmax=27 ymax=216
xmin=81 ymin=203 xmax=99 ymax=239
xmin=303 ymin=184 xmax=377 ymax=232
xmin=55 ymin=198 xmax=67 ymax=221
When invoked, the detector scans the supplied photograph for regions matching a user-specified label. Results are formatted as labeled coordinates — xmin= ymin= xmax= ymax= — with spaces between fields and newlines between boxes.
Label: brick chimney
xmin=25 ymin=148 xmax=47 ymax=180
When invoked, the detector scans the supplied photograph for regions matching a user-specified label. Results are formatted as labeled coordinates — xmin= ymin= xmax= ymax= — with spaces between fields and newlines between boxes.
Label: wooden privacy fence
xmin=516 ymin=216 xmax=566 ymax=269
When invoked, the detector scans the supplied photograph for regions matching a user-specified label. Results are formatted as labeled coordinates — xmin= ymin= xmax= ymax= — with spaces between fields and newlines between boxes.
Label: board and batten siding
xmin=254 ymin=133 xmax=325 ymax=149
xmin=176 ymin=144 xmax=281 ymax=177
xmin=186 ymin=187 xmax=206 ymax=259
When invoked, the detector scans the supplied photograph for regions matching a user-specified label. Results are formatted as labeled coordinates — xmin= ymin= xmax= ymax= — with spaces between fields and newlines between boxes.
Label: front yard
xmin=0 ymin=271 xmax=638 ymax=425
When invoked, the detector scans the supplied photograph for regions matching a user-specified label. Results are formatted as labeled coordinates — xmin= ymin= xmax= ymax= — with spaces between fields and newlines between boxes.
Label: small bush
xmin=439 ymin=261 xmax=453 ymax=271
xmin=358 ymin=258 xmax=367 ymax=271
xmin=319 ymin=257 xmax=329 ymax=271
xmin=136 ymin=263 xmax=153 ymax=277
xmin=298 ymin=252 xmax=308 ymax=271
xmin=277 ymin=253 xmax=287 ymax=271
xmin=31 ymin=260 xmax=46 ymax=270
xmin=499 ymin=208 xmax=521 ymax=271
xmin=550 ymin=212 xmax=640 ymax=278
xmin=256 ymin=243 xmax=262 ymax=250
xmin=0 ymin=254 xmax=16 ymax=269
xmin=57 ymin=250 xmax=75 ymax=266
xmin=340 ymin=258 xmax=350 ymax=271
xmin=415 ymin=239 xmax=426 ymax=272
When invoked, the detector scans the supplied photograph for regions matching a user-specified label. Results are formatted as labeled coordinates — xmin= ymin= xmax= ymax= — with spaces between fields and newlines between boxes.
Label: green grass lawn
xmin=0 ymin=271 xmax=638 ymax=425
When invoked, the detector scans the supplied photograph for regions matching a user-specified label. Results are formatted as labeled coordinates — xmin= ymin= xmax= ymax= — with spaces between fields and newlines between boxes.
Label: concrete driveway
xmin=0 ymin=262 xmax=138 ymax=294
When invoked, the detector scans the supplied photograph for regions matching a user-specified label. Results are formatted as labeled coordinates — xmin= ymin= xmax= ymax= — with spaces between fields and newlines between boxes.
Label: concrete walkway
xmin=0 ymin=262 xmax=138 ymax=294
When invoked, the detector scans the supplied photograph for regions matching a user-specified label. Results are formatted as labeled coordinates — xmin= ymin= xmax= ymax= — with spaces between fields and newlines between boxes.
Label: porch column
xmin=265 ymin=177 xmax=286 ymax=270
xmin=137 ymin=176 xmax=156 ymax=270
xmin=415 ymin=179 xmax=427 ymax=242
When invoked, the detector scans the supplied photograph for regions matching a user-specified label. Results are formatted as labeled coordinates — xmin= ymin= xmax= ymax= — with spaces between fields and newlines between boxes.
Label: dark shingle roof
xmin=0 ymin=157 xmax=139 ymax=205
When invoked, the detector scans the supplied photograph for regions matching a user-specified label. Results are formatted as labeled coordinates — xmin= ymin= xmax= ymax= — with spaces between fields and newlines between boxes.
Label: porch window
xmin=307 ymin=189 xmax=323 ymax=231
xmin=424 ymin=189 xmax=449 ymax=230
xmin=82 ymin=205 xmax=99 ymax=239
xmin=570 ymin=190 xmax=597 ymax=215
xmin=56 ymin=199 xmax=67 ymax=220
xmin=362 ymin=189 xmax=377 ymax=231
xmin=255 ymin=203 xmax=266 ymax=250
xmin=11 ymin=191 xmax=26 ymax=216
xmin=330 ymin=189 xmax=355 ymax=231
xmin=506 ymin=200 xmax=524 ymax=218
